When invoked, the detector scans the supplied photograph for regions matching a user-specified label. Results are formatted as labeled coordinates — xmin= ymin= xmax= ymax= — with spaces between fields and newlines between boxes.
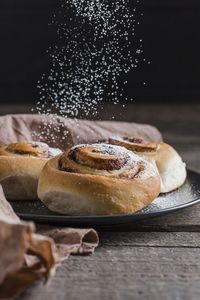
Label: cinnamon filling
xmin=109 ymin=137 xmax=158 ymax=152
xmin=119 ymin=163 xmax=144 ymax=179
xmin=6 ymin=142 xmax=51 ymax=158
xmin=59 ymin=144 xmax=130 ymax=172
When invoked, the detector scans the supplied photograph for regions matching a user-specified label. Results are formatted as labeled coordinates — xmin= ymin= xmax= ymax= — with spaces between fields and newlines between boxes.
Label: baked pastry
xmin=0 ymin=142 xmax=61 ymax=200
xmin=108 ymin=137 xmax=186 ymax=193
xmin=38 ymin=143 xmax=160 ymax=215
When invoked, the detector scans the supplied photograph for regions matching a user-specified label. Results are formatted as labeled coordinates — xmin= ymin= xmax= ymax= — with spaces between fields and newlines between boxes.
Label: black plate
xmin=9 ymin=169 xmax=200 ymax=227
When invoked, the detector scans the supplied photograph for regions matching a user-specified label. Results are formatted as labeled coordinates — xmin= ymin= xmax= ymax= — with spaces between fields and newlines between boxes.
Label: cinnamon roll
xmin=38 ymin=143 xmax=160 ymax=215
xmin=108 ymin=137 xmax=186 ymax=193
xmin=0 ymin=142 xmax=61 ymax=200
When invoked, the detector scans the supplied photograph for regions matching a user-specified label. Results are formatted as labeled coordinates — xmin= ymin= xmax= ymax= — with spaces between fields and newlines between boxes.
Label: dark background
xmin=0 ymin=0 xmax=200 ymax=104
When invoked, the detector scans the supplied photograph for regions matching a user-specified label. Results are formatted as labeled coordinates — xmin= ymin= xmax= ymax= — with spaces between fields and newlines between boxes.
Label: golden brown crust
xmin=108 ymin=137 xmax=187 ymax=193
xmin=38 ymin=144 xmax=161 ymax=215
xmin=108 ymin=137 xmax=158 ymax=152
xmin=0 ymin=156 xmax=47 ymax=200
xmin=0 ymin=142 xmax=61 ymax=200
xmin=58 ymin=144 xmax=143 ymax=179
xmin=66 ymin=145 xmax=129 ymax=170
xmin=0 ymin=142 xmax=60 ymax=158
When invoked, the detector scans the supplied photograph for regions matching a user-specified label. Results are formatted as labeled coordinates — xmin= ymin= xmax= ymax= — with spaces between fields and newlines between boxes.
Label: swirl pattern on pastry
xmin=108 ymin=137 xmax=158 ymax=152
xmin=58 ymin=143 xmax=146 ymax=179
xmin=2 ymin=142 xmax=61 ymax=158
xmin=38 ymin=143 xmax=161 ymax=215
xmin=0 ymin=142 xmax=62 ymax=200
xmin=108 ymin=137 xmax=187 ymax=193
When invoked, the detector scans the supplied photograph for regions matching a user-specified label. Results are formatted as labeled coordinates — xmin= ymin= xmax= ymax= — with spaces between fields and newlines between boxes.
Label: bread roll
xmin=0 ymin=142 xmax=61 ymax=200
xmin=38 ymin=143 xmax=160 ymax=215
xmin=108 ymin=137 xmax=186 ymax=193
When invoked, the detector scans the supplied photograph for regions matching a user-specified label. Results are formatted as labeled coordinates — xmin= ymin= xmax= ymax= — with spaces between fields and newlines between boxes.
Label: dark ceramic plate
xmin=9 ymin=169 xmax=200 ymax=227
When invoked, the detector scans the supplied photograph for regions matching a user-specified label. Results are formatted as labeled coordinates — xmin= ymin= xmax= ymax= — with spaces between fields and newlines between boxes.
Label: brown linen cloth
xmin=0 ymin=114 xmax=162 ymax=299
xmin=0 ymin=114 xmax=162 ymax=148
xmin=0 ymin=186 xmax=98 ymax=299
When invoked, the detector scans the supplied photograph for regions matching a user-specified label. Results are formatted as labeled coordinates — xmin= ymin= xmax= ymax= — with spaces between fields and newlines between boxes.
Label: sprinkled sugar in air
xmin=33 ymin=0 xmax=146 ymax=143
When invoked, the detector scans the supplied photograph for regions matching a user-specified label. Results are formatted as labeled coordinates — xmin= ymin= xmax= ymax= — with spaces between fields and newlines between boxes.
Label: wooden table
xmin=1 ymin=103 xmax=200 ymax=300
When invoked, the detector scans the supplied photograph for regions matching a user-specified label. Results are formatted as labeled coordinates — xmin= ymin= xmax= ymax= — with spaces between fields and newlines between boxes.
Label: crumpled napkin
xmin=0 ymin=186 xmax=98 ymax=299
xmin=0 ymin=114 xmax=162 ymax=149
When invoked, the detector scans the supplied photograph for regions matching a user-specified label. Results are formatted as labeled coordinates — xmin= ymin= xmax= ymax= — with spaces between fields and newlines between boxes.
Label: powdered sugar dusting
xmin=68 ymin=143 xmax=158 ymax=179
xmin=138 ymin=179 xmax=200 ymax=213
xmin=32 ymin=0 xmax=146 ymax=142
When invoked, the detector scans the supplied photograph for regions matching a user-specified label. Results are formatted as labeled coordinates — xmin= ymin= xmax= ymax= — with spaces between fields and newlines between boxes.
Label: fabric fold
xmin=0 ymin=186 xmax=99 ymax=299
xmin=0 ymin=114 xmax=162 ymax=149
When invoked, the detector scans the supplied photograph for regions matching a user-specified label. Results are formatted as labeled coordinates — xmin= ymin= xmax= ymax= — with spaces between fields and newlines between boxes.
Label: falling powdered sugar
xmin=33 ymin=0 xmax=145 ymax=142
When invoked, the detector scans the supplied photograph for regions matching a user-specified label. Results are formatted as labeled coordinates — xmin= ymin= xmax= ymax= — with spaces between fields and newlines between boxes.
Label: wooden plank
xmin=99 ymin=231 xmax=200 ymax=247
xmin=138 ymin=206 xmax=200 ymax=232
xmin=97 ymin=204 xmax=200 ymax=232
xmin=0 ymin=103 xmax=200 ymax=126
xmin=20 ymin=242 xmax=200 ymax=300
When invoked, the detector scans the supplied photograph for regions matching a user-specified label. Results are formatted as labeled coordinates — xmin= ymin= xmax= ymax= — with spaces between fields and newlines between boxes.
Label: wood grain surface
xmin=1 ymin=103 xmax=200 ymax=300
